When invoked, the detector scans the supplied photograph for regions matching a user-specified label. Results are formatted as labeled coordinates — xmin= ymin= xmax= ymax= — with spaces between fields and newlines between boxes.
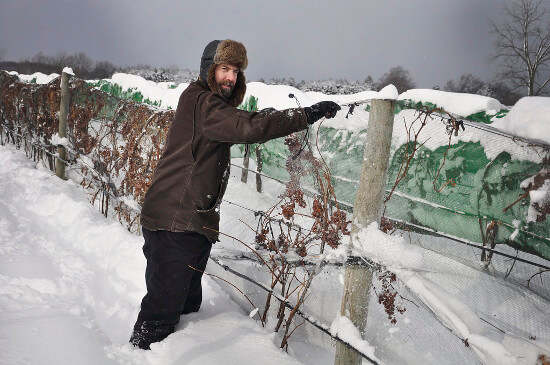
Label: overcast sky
xmin=0 ymin=0 xmax=510 ymax=88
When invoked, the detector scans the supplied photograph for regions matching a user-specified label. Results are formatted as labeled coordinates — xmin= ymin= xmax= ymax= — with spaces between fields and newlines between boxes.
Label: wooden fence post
xmin=56 ymin=71 xmax=69 ymax=180
xmin=334 ymin=99 xmax=395 ymax=365
xmin=239 ymin=96 xmax=258 ymax=185
xmin=241 ymin=144 xmax=250 ymax=183
xmin=255 ymin=145 xmax=262 ymax=193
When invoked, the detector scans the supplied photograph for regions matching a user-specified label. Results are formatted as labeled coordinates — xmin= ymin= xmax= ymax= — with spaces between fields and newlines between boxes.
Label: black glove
xmin=304 ymin=101 xmax=341 ymax=125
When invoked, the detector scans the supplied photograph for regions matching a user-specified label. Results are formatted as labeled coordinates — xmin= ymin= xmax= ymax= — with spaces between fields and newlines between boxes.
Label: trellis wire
xmin=0 ymin=121 xmax=141 ymax=221
xmin=341 ymin=98 xmax=550 ymax=148
xmin=394 ymin=99 xmax=550 ymax=148
xmin=4 ymin=119 xmax=548 ymax=272
xmin=210 ymin=245 xmax=550 ymax=364
xmin=208 ymin=255 xmax=380 ymax=365
xmin=230 ymin=153 xmax=549 ymax=271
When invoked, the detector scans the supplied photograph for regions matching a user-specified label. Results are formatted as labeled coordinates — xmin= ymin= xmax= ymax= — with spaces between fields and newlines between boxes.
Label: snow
xmin=530 ymin=183 xmax=549 ymax=204
xmin=62 ymin=67 xmax=74 ymax=76
xmin=527 ymin=179 xmax=550 ymax=223
xmin=329 ymin=315 xmax=379 ymax=361
xmin=399 ymin=89 xmax=504 ymax=117
xmin=491 ymin=97 xmax=550 ymax=145
xmin=2 ymin=71 xmax=550 ymax=364
xmin=352 ymin=222 xmax=550 ymax=365
xmin=374 ymin=84 xmax=399 ymax=100
xmin=0 ymin=144 xmax=302 ymax=365
xmin=249 ymin=308 xmax=260 ymax=318
xmin=9 ymin=71 xmax=59 ymax=84
xmin=244 ymin=82 xmax=398 ymax=110
xmin=50 ymin=133 xmax=70 ymax=147
xmin=105 ymin=73 xmax=188 ymax=109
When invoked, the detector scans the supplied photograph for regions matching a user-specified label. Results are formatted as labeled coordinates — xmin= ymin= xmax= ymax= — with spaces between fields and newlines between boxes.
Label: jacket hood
xmin=199 ymin=39 xmax=248 ymax=107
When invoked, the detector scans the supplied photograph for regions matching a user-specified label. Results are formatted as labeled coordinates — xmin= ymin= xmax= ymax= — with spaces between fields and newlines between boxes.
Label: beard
xmin=217 ymin=81 xmax=235 ymax=99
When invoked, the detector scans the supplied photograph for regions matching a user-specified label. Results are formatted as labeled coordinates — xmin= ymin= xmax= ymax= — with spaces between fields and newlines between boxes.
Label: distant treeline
xmin=263 ymin=68 xmax=520 ymax=105
xmin=0 ymin=51 xmax=118 ymax=79
xmin=442 ymin=73 xmax=521 ymax=106
xmin=0 ymin=51 xmax=520 ymax=105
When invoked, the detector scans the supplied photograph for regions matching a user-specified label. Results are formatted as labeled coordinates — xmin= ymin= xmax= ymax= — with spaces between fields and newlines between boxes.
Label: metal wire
xmin=209 ymin=256 xmax=381 ymax=365
xmin=4 ymin=121 xmax=548 ymax=271
xmin=395 ymin=100 xmax=550 ymax=148
xmin=1 ymin=121 xmax=141 ymax=218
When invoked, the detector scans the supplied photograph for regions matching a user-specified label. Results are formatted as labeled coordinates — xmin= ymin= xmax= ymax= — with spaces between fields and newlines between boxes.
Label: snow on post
xmin=374 ymin=84 xmax=398 ymax=100
xmin=62 ymin=67 xmax=75 ymax=76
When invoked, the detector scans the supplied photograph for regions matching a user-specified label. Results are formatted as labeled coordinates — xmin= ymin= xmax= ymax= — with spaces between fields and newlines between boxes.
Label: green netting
xmin=238 ymin=94 xmax=258 ymax=112
xmin=86 ymin=80 xmax=164 ymax=107
xmin=386 ymin=143 xmax=547 ymax=259
xmin=230 ymin=102 xmax=549 ymax=262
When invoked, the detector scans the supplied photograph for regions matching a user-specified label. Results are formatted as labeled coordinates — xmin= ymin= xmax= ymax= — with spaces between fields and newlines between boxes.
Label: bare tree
xmin=489 ymin=0 xmax=550 ymax=96
xmin=490 ymin=81 xmax=522 ymax=105
xmin=364 ymin=75 xmax=375 ymax=90
xmin=377 ymin=66 xmax=415 ymax=93
xmin=0 ymin=48 xmax=6 ymax=62
xmin=29 ymin=51 xmax=52 ymax=64
xmin=53 ymin=51 xmax=93 ymax=75
xmin=444 ymin=73 xmax=484 ymax=94
xmin=91 ymin=60 xmax=117 ymax=79
xmin=69 ymin=52 xmax=94 ymax=74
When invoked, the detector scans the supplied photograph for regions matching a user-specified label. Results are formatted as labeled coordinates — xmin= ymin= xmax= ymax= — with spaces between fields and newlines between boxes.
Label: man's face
xmin=214 ymin=63 xmax=239 ymax=99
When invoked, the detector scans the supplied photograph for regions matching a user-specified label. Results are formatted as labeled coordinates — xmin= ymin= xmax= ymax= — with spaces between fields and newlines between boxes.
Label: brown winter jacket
xmin=140 ymin=79 xmax=309 ymax=242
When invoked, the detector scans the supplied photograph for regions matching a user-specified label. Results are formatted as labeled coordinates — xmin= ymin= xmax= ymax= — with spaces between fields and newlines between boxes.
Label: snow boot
xmin=130 ymin=319 xmax=177 ymax=350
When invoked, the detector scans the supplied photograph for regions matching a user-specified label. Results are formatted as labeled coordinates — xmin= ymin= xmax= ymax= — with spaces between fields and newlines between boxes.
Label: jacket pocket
xmin=196 ymin=183 xmax=223 ymax=212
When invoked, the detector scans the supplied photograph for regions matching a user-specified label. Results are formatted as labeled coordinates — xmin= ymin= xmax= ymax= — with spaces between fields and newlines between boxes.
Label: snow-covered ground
xmin=0 ymin=144 xmax=305 ymax=365
xmin=2 ymin=71 xmax=550 ymax=364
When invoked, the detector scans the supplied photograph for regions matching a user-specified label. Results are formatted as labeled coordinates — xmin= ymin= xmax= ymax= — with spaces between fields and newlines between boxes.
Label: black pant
xmin=130 ymin=228 xmax=212 ymax=349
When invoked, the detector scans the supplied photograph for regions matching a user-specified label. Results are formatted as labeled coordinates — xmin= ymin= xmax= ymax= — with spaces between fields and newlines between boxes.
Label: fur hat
xmin=200 ymin=39 xmax=248 ymax=107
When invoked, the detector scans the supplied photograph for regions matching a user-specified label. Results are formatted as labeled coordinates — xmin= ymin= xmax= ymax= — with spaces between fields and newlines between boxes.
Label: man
xmin=130 ymin=39 xmax=340 ymax=349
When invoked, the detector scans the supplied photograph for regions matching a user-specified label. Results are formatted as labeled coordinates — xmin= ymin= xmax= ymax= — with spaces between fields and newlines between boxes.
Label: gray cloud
xmin=0 ymin=0 xmax=508 ymax=87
